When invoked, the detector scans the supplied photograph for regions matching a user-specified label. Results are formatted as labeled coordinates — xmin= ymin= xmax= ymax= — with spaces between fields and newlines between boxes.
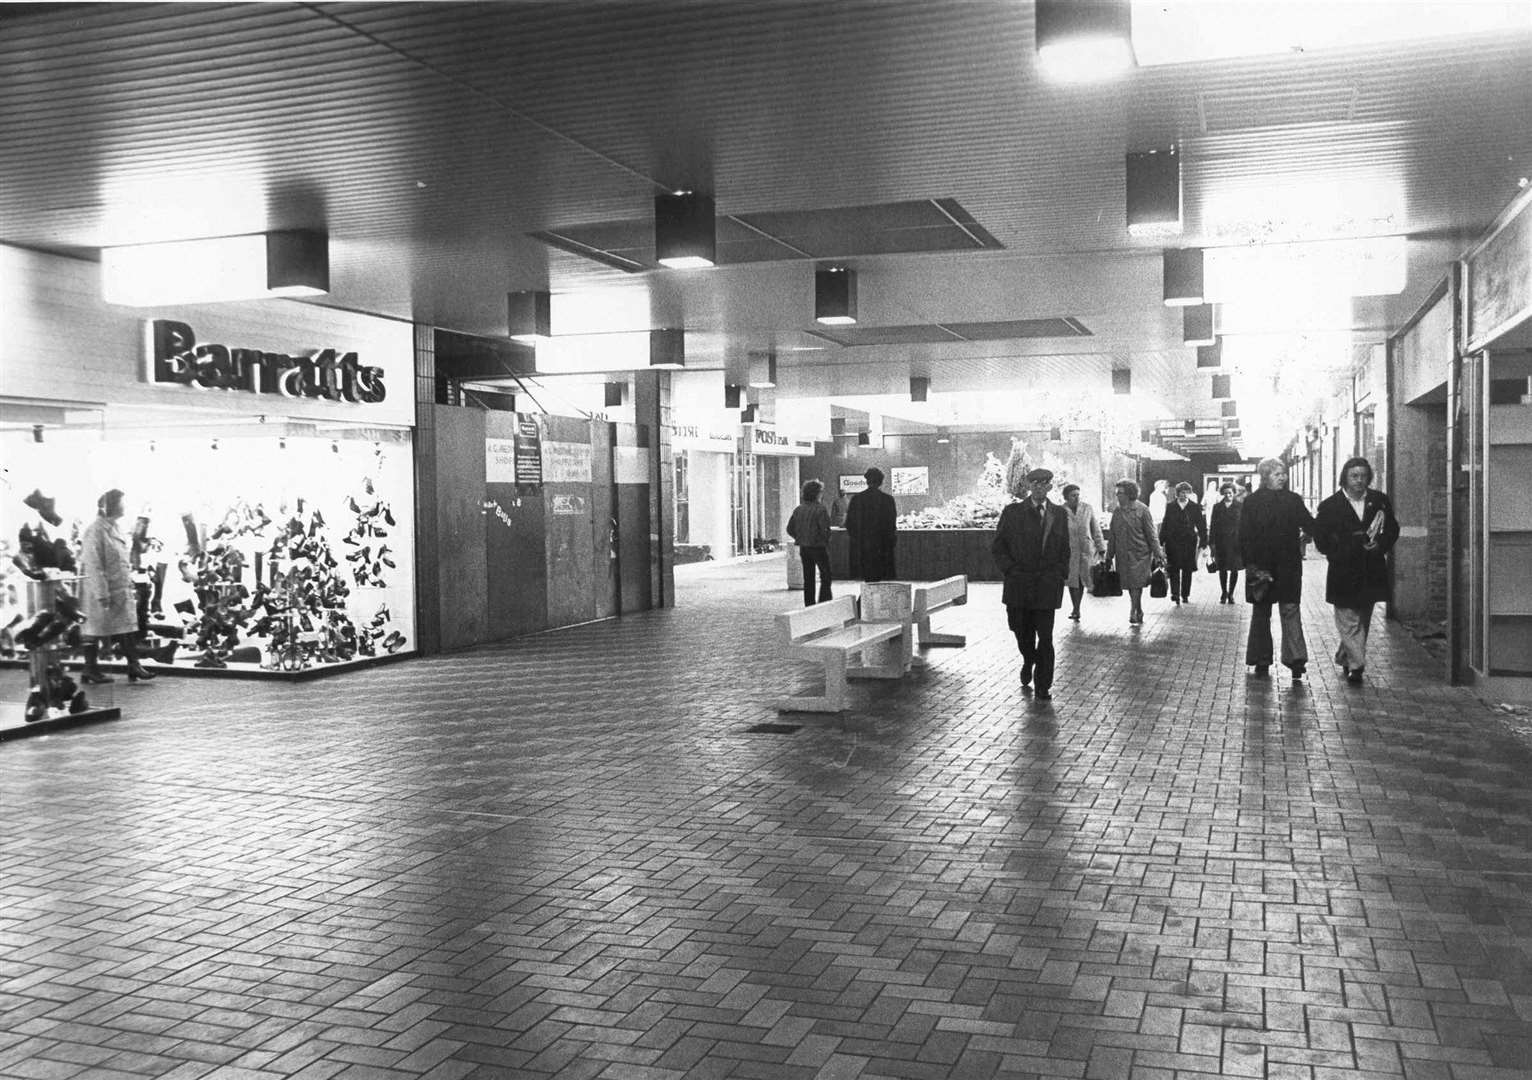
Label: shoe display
xmin=81 ymin=670 xmax=114 ymax=684
xmin=127 ymin=665 xmax=157 ymax=682
xmin=24 ymin=488 xmax=63 ymax=527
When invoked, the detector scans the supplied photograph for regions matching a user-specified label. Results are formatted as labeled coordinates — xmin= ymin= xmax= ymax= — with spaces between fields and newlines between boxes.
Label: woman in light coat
xmin=1105 ymin=478 xmax=1164 ymax=625
xmin=80 ymin=489 xmax=156 ymax=684
xmin=1061 ymin=483 xmax=1104 ymax=621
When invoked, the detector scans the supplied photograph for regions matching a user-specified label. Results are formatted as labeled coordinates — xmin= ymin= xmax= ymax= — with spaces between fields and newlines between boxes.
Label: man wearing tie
xmin=991 ymin=467 xmax=1071 ymax=701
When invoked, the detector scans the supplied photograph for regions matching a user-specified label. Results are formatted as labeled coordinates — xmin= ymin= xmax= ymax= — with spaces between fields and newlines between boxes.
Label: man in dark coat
xmin=1313 ymin=456 xmax=1399 ymax=684
xmin=1239 ymin=457 xmax=1321 ymax=682
xmin=1158 ymin=481 xmax=1208 ymax=605
xmin=844 ymin=467 xmax=897 ymax=582
xmin=991 ymin=468 xmax=1071 ymax=701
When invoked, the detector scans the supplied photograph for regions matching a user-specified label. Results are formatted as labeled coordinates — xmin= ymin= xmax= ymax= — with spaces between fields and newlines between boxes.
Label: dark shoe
xmin=1068 ymin=610 xmax=1080 ymax=620
xmin=128 ymin=665 xmax=157 ymax=682
xmin=151 ymin=641 xmax=180 ymax=665
xmin=1020 ymin=662 xmax=1033 ymax=686
xmin=1034 ymin=688 xmax=1052 ymax=701
xmin=1347 ymin=667 xmax=1364 ymax=684
xmin=24 ymin=488 xmax=63 ymax=527
xmin=1290 ymin=661 xmax=1306 ymax=680
xmin=1171 ymin=596 xmax=1180 ymax=605
xmin=81 ymin=670 xmax=114 ymax=684
xmin=1253 ymin=665 xmax=1269 ymax=677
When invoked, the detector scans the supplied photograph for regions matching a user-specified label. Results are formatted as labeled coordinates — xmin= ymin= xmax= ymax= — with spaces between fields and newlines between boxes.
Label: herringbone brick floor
xmin=2 ymin=557 xmax=1530 ymax=1080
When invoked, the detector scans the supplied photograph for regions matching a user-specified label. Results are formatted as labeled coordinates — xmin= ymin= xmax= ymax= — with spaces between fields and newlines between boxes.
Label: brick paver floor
xmin=3 ymin=557 xmax=1531 ymax=1080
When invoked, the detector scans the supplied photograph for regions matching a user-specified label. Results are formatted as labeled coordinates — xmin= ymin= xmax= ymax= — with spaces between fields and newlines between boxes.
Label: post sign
xmin=746 ymin=423 xmax=815 ymax=457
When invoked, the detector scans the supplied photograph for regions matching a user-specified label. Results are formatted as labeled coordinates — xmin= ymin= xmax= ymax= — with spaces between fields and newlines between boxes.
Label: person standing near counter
xmin=785 ymin=479 xmax=833 ymax=607
xmin=844 ymin=467 xmax=897 ymax=582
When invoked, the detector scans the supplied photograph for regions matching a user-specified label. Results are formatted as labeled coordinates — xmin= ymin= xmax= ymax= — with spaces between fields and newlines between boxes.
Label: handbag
xmin=1090 ymin=563 xmax=1122 ymax=597
xmin=1205 ymin=557 xmax=1218 ymax=573
xmin=1148 ymin=566 xmax=1168 ymax=599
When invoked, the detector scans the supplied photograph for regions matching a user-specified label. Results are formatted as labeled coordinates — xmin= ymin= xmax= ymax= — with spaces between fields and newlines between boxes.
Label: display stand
xmin=0 ymin=576 xmax=121 ymax=739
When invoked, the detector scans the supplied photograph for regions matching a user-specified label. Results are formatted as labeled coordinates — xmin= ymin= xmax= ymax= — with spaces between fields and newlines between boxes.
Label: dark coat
xmin=1238 ymin=487 xmax=1318 ymax=604
xmin=1208 ymin=499 xmax=1243 ymax=571
xmin=845 ymin=487 xmax=897 ymax=581
xmin=992 ymin=498 xmax=1071 ymax=610
xmin=1158 ymin=499 xmax=1207 ymax=564
xmin=1313 ymin=488 xmax=1400 ymax=608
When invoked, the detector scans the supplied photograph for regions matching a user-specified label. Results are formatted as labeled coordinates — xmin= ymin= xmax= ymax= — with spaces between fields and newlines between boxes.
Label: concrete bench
xmin=913 ymin=575 xmax=968 ymax=650
xmin=775 ymin=594 xmax=911 ymax=713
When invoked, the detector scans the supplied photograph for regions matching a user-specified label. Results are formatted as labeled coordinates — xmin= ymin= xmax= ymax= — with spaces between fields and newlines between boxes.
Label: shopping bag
xmin=1148 ymin=567 xmax=1168 ymax=599
xmin=1090 ymin=563 xmax=1122 ymax=598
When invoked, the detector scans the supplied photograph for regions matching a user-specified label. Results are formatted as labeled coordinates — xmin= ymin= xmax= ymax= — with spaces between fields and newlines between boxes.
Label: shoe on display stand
xmin=24 ymin=489 xmax=63 ymax=527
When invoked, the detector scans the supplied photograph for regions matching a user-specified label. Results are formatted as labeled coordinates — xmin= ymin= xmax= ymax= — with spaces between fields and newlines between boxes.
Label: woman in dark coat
xmin=1208 ymin=482 xmax=1244 ymax=604
xmin=1313 ymin=457 xmax=1399 ymax=683
xmin=1158 ymin=482 xmax=1207 ymax=605
xmin=1239 ymin=458 xmax=1320 ymax=681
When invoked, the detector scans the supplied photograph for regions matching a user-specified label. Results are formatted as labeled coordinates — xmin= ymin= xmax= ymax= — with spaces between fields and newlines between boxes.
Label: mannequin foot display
xmin=194 ymin=651 xmax=227 ymax=669
xmin=24 ymin=488 xmax=63 ymax=527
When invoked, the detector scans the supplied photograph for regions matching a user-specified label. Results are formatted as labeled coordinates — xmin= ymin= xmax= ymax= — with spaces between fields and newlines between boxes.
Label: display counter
xmin=821 ymin=527 xmax=1002 ymax=583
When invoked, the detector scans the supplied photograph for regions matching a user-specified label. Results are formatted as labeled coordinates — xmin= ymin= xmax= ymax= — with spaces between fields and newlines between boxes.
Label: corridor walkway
xmin=3 ymin=559 xmax=1531 ymax=1080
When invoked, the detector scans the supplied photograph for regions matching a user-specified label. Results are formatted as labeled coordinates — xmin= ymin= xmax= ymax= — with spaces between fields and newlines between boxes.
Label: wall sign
xmin=513 ymin=415 xmax=543 ymax=488
xmin=671 ymin=423 xmax=738 ymax=452
xmin=889 ymin=466 xmax=929 ymax=495
xmin=839 ymin=475 xmax=869 ymax=494
xmin=746 ymin=423 xmax=815 ymax=457
xmin=552 ymin=495 xmax=587 ymax=516
xmin=146 ymin=319 xmax=386 ymax=403
xmin=486 ymin=438 xmax=517 ymax=484
xmin=542 ymin=440 xmax=593 ymax=483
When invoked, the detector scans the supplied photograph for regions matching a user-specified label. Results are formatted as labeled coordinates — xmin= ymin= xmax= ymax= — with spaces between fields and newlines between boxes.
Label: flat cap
xmin=1025 ymin=468 xmax=1054 ymax=483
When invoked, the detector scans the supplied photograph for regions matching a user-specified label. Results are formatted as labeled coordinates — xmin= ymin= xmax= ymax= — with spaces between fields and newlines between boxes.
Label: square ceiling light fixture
xmin=101 ymin=229 xmax=328 ymax=306
xmin=1196 ymin=337 xmax=1223 ymax=368
xmin=1035 ymin=0 xmax=1134 ymax=82
xmin=603 ymin=382 xmax=626 ymax=408
xmin=1183 ymin=303 xmax=1216 ymax=346
xmin=724 ymin=383 xmax=744 ymax=409
xmin=1126 ymin=149 xmax=1181 ymax=238
xmin=649 ymin=328 xmax=686 ymax=368
xmin=1162 ymin=248 xmax=1204 ymax=306
xmin=1211 ymin=374 xmax=1232 ymax=399
xmin=508 ymin=289 xmax=552 ymax=344
xmin=1112 ymin=368 xmax=1132 ymax=394
xmin=910 ymin=376 xmax=929 ymax=402
xmin=748 ymin=351 xmax=777 ymax=388
xmin=654 ymin=190 xmax=715 ymax=269
xmin=815 ymin=266 xmax=858 ymax=325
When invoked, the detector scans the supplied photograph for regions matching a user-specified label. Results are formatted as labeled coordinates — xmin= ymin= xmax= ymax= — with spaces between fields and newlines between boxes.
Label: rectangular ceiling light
xmin=1196 ymin=338 xmax=1222 ymax=368
xmin=102 ymin=230 xmax=328 ymax=306
xmin=1183 ymin=303 xmax=1215 ymax=347
xmin=1036 ymin=0 xmax=1135 ymax=82
xmin=748 ymin=351 xmax=777 ymax=388
xmin=1162 ymin=248 xmax=1203 ymax=306
xmin=815 ymin=267 xmax=858 ymax=325
xmin=1211 ymin=374 xmax=1232 ymax=399
xmin=1112 ymin=368 xmax=1131 ymax=395
xmin=1126 ymin=149 xmax=1181 ymax=238
xmin=603 ymin=382 xmax=625 ymax=408
xmin=508 ymin=290 xmax=552 ymax=343
xmin=724 ymin=383 xmax=743 ymax=409
xmin=1132 ymin=0 xmax=1532 ymax=67
xmin=654 ymin=191 xmax=715 ymax=269
xmin=649 ymin=328 xmax=686 ymax=368
xmin=909 ymin=376 xmax=929 ymax=402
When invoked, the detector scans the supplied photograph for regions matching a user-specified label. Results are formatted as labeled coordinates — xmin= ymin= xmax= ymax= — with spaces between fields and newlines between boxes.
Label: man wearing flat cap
xmin=991 ymin=467 xmax=1071 ymax=701
xmin=844 ymin=466 xmax=898 ymax=582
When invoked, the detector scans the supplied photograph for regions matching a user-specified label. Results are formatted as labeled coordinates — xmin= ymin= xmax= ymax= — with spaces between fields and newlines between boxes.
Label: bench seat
xmin=775 ymin=595 xmax=911 ymax=713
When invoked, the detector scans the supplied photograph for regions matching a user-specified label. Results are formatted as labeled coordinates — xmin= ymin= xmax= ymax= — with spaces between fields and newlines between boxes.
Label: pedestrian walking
xmin=1105 ymin=479 xmax=1164 ymax=625
xmin=1239 ymin=457 xmax=1320 ymax=683
xmin=1061 ymin=483 xmax=1104 ymax=621
xmin=1159 ymin=482 xmax=1208 ymax=605
xmin=992 ymin=468 xmax=1070 ymax=701
xmin=1313 ymin=457 xmax=1399 ymax=684
xmin=1209 ymin=482 xmax=1243 ymax=603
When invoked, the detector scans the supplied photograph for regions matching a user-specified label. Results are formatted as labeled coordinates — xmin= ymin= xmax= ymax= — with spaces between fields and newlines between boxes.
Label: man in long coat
xmin=1239 ymin=457 xmax=1320 ymax=682
xmin=992 ymin=468 xmax=1071 ymax=701
xmin=1313 ymin=457 xmax=1399 ymax=683
xmin=844 ymin=467 xmax=897 ymax=582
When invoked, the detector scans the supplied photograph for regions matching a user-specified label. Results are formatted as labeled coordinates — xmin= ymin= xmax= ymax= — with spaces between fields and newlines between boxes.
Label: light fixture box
xmin=1112 ymin=368 xmax=1132 ymax=395
xmin=1035 ymin=0 xmax=1134 ymax=80
xmin=102 ymin=229 xmax=329 ymax=306
xmin=1196 ymin=338 xmax=1222 ymax=368
xmin=1162 ymin=248 xmax=1204 ymax=306
xmin=1211 ymin=374 xmax=1232 ymax=399
xmin=603 ymin=382 xmax=625 ymax=408
xmin=508 ymin=290 xmax=552 ymax=343
xmin=724 ymin=384 xmax=743 ymax=409
xmin=909 ymin=376 xmax=929 ymax=402
xmin=1126 ymin=149 xmax=1181 ymax=237
xmin=815 ymin=267 xmax=858 ymax=325
xmin=654 ymin=191 xmax=716 ymax=269
xmin=1222 ymin=400 xmax=1238 ymax=417
xmin=748 ymin=352 xmax=777 ymax=388
xmin=649 ymin=328 xmax=686 ymax=368
xmin=1183 ymin=303 xmax=1215 ymax=346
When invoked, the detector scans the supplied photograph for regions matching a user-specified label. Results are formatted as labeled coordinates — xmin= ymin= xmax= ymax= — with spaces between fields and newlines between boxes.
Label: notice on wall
xmin=890 ymin=467 xmax=929 ymax=495
xmin=486 ymin=438 xmax=518 ymax=484
xmin=542 ymin=440 xmax=593 ymax=483
xmin=514 ymin=415 xmax=543 ymax=487
xmin=552 ymin=494 xmax=587 ymax=516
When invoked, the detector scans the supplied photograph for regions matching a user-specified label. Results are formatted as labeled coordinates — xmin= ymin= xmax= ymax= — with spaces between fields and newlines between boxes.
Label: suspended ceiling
xmin=2 ymin=1 xmax=1531 ymax=456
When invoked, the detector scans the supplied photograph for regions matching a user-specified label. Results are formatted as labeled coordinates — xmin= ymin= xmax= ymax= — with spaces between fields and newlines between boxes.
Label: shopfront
xmin=0 ymin=244 xmax=416 ymax=681
xmin=745 ymin=423 xmax=814 ymax=554
xmin=671 ymin=421 xmax=739 ymax=563
xmin=1454 ymin=185 xmax=1532 ymax=702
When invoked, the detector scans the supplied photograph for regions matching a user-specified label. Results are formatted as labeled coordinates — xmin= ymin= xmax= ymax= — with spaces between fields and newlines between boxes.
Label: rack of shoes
xmin=14 ymin=574 xmax=116 ymax=728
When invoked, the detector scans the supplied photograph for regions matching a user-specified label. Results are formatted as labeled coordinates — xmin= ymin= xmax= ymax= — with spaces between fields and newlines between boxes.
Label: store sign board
xmin=542 ymin=440 xmax=592 ymax=483
xmin=840 ymin=475 xmax=869 ymax=494
xmin=671 ymin=423 xmax=738 ymax=452
xmin=145 ymin=319 xmax=387 ymax=403
xmin=486 ymin=438 xmax=518 ymax=484
xmin=747 ymin=423 xmax=815 ymax=457
xmin=1466 ymin=187 xmax=1532 ymax=351
xmin=513 ymin=415 xmax=542 ymax=487
xmin=890 ymin=466 xmax=929 ymax=495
